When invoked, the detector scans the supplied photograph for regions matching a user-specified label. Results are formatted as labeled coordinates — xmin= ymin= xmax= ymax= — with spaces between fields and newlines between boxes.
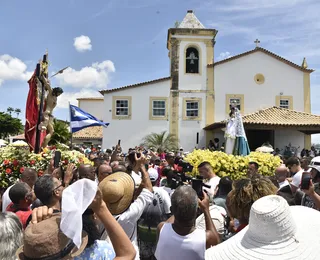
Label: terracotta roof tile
xmin=208 ymin=47 xmax=314 ymax=73
xmin=204 ymin=107 xmax=320 ymax=130
xmin=72 ymin=126 xmax=103 ymax=139
xmin=99 ymin=77 xmax=170 ymax=94
xmin=77 ymin=97 xmax=103 ymax=101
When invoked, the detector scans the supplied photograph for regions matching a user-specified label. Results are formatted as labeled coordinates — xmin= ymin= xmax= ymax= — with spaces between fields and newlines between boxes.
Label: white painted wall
xmin=78 ymin=100 xmax=104 ymax=121
xmin=102 ymin=80 xmax=170 ymax=151
xmin=274 ymin=129 xmax=304 ymax=153
xmin=214 ymin=51 xmax=305 ymax=122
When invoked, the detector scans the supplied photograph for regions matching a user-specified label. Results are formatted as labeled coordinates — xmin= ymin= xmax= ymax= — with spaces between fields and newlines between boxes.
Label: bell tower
xmin=167 ymin=10 xmax=217 ymax=140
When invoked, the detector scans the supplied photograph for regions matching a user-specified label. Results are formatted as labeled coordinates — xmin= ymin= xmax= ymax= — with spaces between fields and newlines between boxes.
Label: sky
xmin=1 ymin=0 xmax=320 ymax=142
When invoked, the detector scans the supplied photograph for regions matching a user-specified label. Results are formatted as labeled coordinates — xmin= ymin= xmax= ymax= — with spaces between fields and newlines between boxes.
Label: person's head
xmin=165 ymin=153 xmax=175 ymax=166
xmin=153 ymin=157 xmax=161 ymax=166
xmin=113 ymin=164 xmax=127 ymax=173
xmin=34 ymin=175 xmax=63 ymax=207
xmin=97 ymin=164 xmax=112 ymax=183
xmin=171 ymin=186 xmax=198 ymax=224
xmin=247 ymin=162 xmax=259 ymax=177
xmin=217 ymin=176 xmax=232 ymax=196
xmin=148 ymin=168 xmax=159 ymax=186
xmin=300 ymin=158 xmax=311 ymax=171
xmin=78 ymin=164 xmax=96 ymax=181
xmin=9 ymin=183 xmax=35 ymax=209
xmin=198 ymin=161 xmax=214 ymax=179
xmin=89 ymin=153 xmax=96 ymax=161
xmin=214 ymin=138 xmax=219 ymax=143
xmin=110 ymin=161 xmax=119 ymax=169
xmin=275 ymin=165 xmax=290 ymax=183
xmin=52 ymin=87 xmax=63 ymax=97
xmin=228 ymin=175 xmax=278 ymax=224
xmin=20 ymin=168 xmax=38 ymax=188
xmin=0 ymin=212 xmax=23 ymax=260
xmin=285 ymin=157 xmax=301 ymax=174
xmin=82 ymin=209 xmax=100 ymax=248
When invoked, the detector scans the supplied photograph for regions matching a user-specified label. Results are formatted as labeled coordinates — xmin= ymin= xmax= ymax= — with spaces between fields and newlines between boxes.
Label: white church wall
xmin=178 ymin=40 xmax=207 ymax=91
xmin=274 ymin=129 xmax=304 ymax=152
xmin=178 ymin=92 xmax=207 ymax=151
xmin=78 ymin=100 xmax=104 ymax=121
xmin=214 ymin=51 xmax=305 ymax=122
xmin=102 ymin=80 xmax=170 ymax=151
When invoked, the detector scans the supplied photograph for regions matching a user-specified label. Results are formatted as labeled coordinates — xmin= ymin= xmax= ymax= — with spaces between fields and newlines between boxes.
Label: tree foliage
xmin=14 ymin=108 xmax=21 ymax=117
xmin=0 ymin=112 xmax=23 ymax=139
xmin=49 ymin=119 xmax=71 ymax=146
xmin=141 ymin=131 xmax=178 ymax=153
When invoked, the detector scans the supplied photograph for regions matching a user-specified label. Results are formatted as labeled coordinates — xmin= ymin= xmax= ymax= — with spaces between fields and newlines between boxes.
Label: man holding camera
xmin=155 ymin=186 xmax=220 ymax=260
xmin=198 ymin=161 xmax=221 ymax=198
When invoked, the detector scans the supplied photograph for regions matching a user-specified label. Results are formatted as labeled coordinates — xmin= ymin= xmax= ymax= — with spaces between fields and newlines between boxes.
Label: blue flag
xmin=70 ymin=105 xmax=109 ymax=133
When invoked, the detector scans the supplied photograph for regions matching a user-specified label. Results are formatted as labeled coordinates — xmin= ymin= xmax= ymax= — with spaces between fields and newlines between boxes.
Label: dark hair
xmin=9 ymin=183 xmax=29 ymax=204
xmin=52 ymin=87 xmax=63 ymax=96
xmin=249 ymin=161 xmax=259 ymax=170
xmin=285 ymin=157 xmax=300 ymax=167
xmin=217 ymin=176 xmax=232 ymax=195
xmin=34 ymin=175 xmax=55 ymax=206
xmin=214 ymin=138 xmax=219 ymax=143
xmin=82 ymin=213 xmax=100 ymax=247
xmin=198 ymin=161 xmax=212 ymax=169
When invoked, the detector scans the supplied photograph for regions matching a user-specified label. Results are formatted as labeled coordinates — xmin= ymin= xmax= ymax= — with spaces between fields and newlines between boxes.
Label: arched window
xmin=186 ymin=47 xmax=199 ymax=74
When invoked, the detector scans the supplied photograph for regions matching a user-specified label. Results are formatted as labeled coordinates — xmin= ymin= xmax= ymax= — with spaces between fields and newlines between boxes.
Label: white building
xmin=76 ymin=10 xmax=319 ymax=153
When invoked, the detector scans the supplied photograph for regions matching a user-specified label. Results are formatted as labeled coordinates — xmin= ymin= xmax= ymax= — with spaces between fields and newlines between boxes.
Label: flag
xmin=70 ymin=105 xmax=109 ymax=133
xmin=25 ymin=71 xmax=46 ymax=151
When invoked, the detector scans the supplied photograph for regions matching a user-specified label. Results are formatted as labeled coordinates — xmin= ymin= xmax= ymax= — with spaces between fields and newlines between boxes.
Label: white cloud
xmin=217 ymin=51 xmax=232 ymax=61
xmin=55 ymin=60 xmax=115 ymax=88
xmin=56 ymin=89 xmax=102 ymax=109
xmin=73 ymin=35 xmax=92 ymax=52
xmin=0 ymin=54 xmax=33 ymax=86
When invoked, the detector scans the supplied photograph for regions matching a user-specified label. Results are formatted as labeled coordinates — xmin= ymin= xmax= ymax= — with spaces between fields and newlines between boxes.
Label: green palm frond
xmin=141 ymin=131 xmax=178 ymax=153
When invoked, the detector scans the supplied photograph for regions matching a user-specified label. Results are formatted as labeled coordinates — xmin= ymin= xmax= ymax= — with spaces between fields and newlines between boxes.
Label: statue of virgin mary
xmin=224 ymin=102 xmax=250 ymax=156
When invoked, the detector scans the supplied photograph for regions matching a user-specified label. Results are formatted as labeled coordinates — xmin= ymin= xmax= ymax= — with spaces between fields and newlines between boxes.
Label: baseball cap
xmin=148 ymin=168 xmax=159 ymax=182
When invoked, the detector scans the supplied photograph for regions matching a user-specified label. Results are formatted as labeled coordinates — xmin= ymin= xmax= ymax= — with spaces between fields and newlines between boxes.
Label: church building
xmin=76 ymin=10 xmax=320 ymax=152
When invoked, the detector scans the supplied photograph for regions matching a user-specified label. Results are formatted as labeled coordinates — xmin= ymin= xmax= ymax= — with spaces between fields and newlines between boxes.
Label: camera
xmin=178 ymin=160 xmax=194 ymax=173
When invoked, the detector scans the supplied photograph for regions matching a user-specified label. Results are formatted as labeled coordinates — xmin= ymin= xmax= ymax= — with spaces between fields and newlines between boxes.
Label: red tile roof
xmin=208 ymin=47 xmax=314 ymax=73
xmin=72 ymin=126 xmax=103 ymax=139
xmin=99 ymin=77 xmax=171 ymax=94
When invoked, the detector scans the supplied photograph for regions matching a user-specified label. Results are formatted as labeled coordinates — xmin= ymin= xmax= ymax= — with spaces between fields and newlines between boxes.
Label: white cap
xmin=148 ymin=168 xmax=159 ymax=182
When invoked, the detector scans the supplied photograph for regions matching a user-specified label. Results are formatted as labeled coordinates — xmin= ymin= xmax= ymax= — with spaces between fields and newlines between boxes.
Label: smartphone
xmin=301 ymin=171 xmax=312 ymax=190
xmin=192 ymin=179 xmax=204 ymax=200
xmin=54 ymin=151 xmax=61 ymax=169
xmin=118 ymin=140 xmax=121 ymax=146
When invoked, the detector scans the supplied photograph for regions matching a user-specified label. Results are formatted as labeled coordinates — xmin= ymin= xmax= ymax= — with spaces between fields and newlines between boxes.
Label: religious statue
xmin=38 ymin=75 xmax=63 ymax=148
xmin=224 ymin=102 xmax=250 ymax=156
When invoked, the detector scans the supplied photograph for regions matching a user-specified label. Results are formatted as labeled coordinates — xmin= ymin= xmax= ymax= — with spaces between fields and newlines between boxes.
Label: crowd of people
xmin=1 ymin=142 xmax=320 ymax=260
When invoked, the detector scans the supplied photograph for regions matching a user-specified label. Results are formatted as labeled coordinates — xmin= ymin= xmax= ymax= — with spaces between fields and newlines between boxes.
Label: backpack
xmin=138 ymin=191 xmax=167 ymax=243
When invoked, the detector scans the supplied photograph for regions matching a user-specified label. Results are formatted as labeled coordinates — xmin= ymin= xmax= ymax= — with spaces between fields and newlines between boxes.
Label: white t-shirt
xmin=278 ymin=179 xmax=290 ymax=189
xmin=204 ymin=176 xmax=221 ymax=196
xmin=2 ymin=185 xmax=13 ymax=212
xmin=155 ymin=223 xmax=206 ymax=260
xmin=101 ymin=188 xmax=153 ymax=260
xmin=131 ymin=171 xmax=142 ymax=187
xmin=153 ymin=187 xmax=171 ymax=214
xmin=291 ymin=169 xmax=304 ymax=188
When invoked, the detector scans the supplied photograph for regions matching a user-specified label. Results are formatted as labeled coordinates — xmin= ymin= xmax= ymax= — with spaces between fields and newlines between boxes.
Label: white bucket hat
xmin=205 ymin=195 xmax=320 ymax=260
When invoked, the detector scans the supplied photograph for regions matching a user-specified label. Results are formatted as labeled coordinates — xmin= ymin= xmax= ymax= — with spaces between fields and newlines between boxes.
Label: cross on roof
xmin=254 ymin=39 xmax=260 ymax=47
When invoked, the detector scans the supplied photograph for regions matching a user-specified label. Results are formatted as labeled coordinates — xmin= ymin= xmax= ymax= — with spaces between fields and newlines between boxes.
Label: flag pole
xmin=69 ymin=102 xmax=73 ymax=150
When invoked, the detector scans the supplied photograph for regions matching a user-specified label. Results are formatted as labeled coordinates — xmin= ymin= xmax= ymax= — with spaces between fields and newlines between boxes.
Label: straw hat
xmin=205 ymin=195 xmax=320 ymax=259
xmin=16 ymin=214 xmax=87 ymax=259
xmin=255 ymin=142 xmax=274 ymax=153
xmin=99 ymin=171 xmax=135 ymax=215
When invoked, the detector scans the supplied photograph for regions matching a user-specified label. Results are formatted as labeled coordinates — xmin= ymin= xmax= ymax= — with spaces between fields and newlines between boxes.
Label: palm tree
xmin=7 ymin=107 xmax=14 ymax=116
xmin=141 ymin=131 xmax=178 ymax=153
xmin=14 ymin=108 xmax=21 ymax=118
xmin=49 ymin=119 xmax=71 ymax=146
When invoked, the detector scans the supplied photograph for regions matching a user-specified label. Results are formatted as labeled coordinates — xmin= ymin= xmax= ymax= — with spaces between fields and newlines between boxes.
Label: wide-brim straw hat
xmin=16 ymin=214 xmax=87 ymax=260
xmin=99 ymin=171 xmax=135 ymax=215
xmin=205 ymin=195 xmax=320 ymax=260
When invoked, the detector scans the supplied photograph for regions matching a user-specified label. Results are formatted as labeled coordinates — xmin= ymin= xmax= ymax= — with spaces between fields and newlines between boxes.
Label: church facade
xmin=77 ymin=10 xmax=315 ymax=152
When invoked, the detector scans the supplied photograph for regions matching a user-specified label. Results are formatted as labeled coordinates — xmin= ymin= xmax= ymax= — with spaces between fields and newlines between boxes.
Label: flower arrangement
xmin=185 ymin=150 xmax=282 ymax=180
xmin=0 ymin=144 xmax=91 ymax=188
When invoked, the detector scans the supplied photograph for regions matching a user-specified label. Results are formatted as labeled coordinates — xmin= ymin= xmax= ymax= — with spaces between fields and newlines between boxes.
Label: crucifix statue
xmin=254 ymin=39 xmax=260 ymax=48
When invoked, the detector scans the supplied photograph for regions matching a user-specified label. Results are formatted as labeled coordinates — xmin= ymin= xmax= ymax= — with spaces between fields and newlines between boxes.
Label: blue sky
xmin=1 ymin=0 xmax=320 ymax=142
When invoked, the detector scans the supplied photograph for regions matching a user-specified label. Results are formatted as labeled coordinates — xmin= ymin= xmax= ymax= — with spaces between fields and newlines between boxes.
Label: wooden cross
xmin=254 ymin=39 xmax=260 ymax=47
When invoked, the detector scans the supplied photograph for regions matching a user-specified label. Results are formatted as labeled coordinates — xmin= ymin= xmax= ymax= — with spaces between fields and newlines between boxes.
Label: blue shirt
xmin=74 ymin=240 xmax=115 ymax=260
